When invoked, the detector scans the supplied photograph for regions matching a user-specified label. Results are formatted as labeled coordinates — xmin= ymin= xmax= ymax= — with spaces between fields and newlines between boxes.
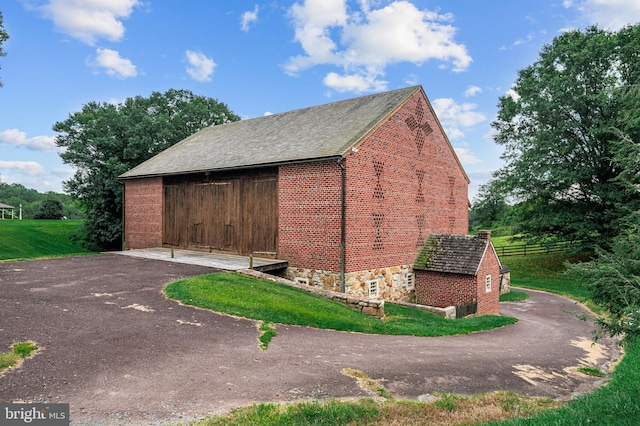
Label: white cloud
xmin=323 ymin=71 xmax=387 ymax=93
xmin=39 ymin=0 xmax=140 ymax=45
xmin=185 ymin=50 xmax=216 ymax=82
xmin=513 ymin=32 xmax=535 ymax=46
xmin=286 ymin=0 xmax=471 ymax=93
xmin=454 ymin=147 xmax=482 ymax=165
xmin=0 ymin=129 xmax=61 ymax=153
xmin=566 ymin=0 xmax=640 ymax=30
xmin=404 ymin=73 xmax=419 ymax=86
xmin=432 ymin=98 xmax=487 ymax=140
xmin=0 ymin=161 xmax=47 ymax=177
xmin=93 ymin=48 xmax=137 ymax=78
xmin=241 ymin=5 xmax=259 ymax=32
xmin=464 ymin=85 xmax=482 ymax=97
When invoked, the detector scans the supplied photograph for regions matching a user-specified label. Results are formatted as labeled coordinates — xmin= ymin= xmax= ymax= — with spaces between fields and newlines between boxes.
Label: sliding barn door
xmin=163 ymin=170 xmax=277 ymax=255
xmin=241 ymin=175 xmax=278 ymax=255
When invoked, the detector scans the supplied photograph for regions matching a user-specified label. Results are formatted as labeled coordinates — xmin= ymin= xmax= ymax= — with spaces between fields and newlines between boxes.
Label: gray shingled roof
xmin=414 ymin=234 xmax=489 ymax=275
xmin=120 ymin=86 xmax=420 ymax=179
xmin=0 ymin=202 xmax=15 ymax=209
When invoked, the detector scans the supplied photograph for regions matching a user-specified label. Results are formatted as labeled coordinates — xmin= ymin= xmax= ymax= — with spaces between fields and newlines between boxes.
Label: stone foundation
xmin=285 ymin=264 xmax=414 ymax=302
xmin=240 ymin=269 xmax=384 ymax=319
xmin=500 ymin=267 xmax=511 ymax=294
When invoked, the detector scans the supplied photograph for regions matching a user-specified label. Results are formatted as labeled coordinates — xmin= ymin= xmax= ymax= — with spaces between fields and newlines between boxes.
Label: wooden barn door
xmin=241 ymin=175 xmax=278 ymax=255
xmin=163 ymin=184 xmax=188 ymax=247
xmin=163 ymin=170 xmax=277 ymax=256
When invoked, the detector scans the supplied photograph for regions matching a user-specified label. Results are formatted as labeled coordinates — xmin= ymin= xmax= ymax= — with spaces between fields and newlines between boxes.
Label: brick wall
xmin=414 ymin=271 xmax=476 ymax=308
xmin=344 ymin=90 xmax=469 ymax=272
xmin=123 ymin=177 xmax=163 ymax=249
xmin=280 ymin=89 xmax=469 ymax=300
xmin=278 ymin=161 xmax=342 ymax=271
xmin=475 ymin=244 xmax=501 ymax=315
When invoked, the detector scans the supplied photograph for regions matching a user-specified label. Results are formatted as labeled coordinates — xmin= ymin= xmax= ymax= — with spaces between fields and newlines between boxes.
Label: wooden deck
xmin=114 ymin=248 xmax=287 ymax=272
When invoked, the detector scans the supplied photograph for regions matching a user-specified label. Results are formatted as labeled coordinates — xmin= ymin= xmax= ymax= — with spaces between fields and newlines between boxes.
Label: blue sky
xmin=1 ymin=0 xmax=638 ymax=199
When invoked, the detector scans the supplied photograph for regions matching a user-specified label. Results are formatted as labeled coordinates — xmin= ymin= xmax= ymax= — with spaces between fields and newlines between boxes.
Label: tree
xmin=0 ymin=11 xmax=8 ymax=87
xmin=54 ymin=89 xmax=240 ymax=251
xmin=567 ymin=213 xmax=640 ymax=344
xmin=469 ymin=180 xmax=511 ymax=230
xmin=34 ymin=199 xmax=64 ymax=219
xmin=492 ymin=25 xmax=640 ymax=249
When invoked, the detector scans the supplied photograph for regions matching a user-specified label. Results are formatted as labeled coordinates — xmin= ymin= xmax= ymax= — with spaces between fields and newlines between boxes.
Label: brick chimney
xmin=477 ymin=230 xmax=491 ymax=242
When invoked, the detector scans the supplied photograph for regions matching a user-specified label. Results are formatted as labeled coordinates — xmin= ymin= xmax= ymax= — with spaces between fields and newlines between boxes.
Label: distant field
xmin=0 ymin=219 xmax=94 ymax=261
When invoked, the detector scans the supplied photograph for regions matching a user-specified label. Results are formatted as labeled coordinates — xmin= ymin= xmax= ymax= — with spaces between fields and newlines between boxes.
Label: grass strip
xmin=194 ymin=391 xmax=558 ymax=426
xmin=257 ymin=322 xmax=277 ymax=350
xmin=0 ymin=341 xmax=39 ymax=373
xmin=500 ymin=290 xmax=530 ymax=302
xmin=164 ymin=272 xmax=517 ymax=337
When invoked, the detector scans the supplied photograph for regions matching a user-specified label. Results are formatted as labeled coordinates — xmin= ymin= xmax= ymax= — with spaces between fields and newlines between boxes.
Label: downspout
xmin=339 ymin=158 xmax=346 ymax=293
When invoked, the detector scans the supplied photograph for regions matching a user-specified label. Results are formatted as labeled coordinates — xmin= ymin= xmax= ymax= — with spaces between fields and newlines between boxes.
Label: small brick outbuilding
xmin=120 ymin=86 xmax=470 ymax=302
xmin=413 ymin=230 xmax=501 ymax=315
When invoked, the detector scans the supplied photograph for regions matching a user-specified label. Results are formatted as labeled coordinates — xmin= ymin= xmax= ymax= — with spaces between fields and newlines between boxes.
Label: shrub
xmin=34 ymin=199 xmax=64 ymax=219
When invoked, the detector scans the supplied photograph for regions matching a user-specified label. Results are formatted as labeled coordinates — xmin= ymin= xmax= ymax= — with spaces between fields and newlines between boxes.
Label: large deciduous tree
xmin=54 ymin=89 xmax=240 ymax=251
xmin=492 ymin=25 xmax=640 ymax=249
xmin=0 ymin=10 xmax=9 ymax=87
xmin=469 ymin=180 xmax=511 ymax=230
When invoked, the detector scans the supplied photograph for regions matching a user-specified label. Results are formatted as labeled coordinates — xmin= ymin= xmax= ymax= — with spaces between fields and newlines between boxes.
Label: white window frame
xmin=485 ymin=275 xmax=492 ymax=293
xmin=367 ymin=279 xmax=380 ymax=298
xmin=406 ymin=273 xmax=415 ymax=290
xmin=294 ymin=277 xmax=309 ymax=285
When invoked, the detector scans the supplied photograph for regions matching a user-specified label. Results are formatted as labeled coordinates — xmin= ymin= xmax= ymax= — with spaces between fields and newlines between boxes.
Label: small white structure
xmin=0 ymin=202 xmax=15 ymax=219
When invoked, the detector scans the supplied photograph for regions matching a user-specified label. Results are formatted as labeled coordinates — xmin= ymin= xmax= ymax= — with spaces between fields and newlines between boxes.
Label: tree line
xmin=0 ymin=180 xmax=83 ymax=219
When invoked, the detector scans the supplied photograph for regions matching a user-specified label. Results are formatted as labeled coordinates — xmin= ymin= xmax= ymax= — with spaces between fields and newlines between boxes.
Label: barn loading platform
xmin=114 ymin=248 xmax=288 ymax=272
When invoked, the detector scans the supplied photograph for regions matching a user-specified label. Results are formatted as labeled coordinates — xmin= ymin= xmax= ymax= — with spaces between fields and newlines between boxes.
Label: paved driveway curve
xmin=0 ymin=255 xmax=620 ymax=425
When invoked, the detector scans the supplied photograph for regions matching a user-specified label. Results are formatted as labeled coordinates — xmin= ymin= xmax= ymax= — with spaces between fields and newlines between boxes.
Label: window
xmin=367 ymin=279 xmax=380 ymax=298
xmin=485 ymin=275 xmax=492 ymax=293
xmin=294 ymin=277 xmax=309 ymax=285
xmin=406 ymin=273 xmax=415 ymax=290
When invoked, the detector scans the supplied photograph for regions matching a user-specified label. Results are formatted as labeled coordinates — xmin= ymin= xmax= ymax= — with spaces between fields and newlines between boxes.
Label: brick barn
xmin=120 ymin=86 xmax=470 ymax=302
xmin=413 ymin=230 xmax=501 ymax=315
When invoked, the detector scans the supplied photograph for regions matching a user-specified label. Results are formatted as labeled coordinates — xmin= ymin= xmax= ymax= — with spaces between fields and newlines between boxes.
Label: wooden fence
xmin=494 ymin=240 xmax=576 ymax=257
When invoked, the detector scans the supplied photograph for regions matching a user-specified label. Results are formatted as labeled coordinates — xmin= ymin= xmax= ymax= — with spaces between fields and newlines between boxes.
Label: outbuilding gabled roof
xmin=413 ymin=234 xmax=489 ymax=276
xmin=0 ymin=202 xmax=15 ymax=209
xmin=120 ymin=86 xmax=422 ymax=179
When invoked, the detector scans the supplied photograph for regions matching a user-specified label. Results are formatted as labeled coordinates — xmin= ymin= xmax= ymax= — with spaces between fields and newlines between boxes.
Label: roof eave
xmin=118 ymin=154 xmax=344 ymax=180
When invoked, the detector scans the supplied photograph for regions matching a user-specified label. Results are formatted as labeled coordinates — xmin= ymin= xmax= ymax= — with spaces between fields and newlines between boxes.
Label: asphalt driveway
xmin=0 ymin=254 xmax=620 ymax=425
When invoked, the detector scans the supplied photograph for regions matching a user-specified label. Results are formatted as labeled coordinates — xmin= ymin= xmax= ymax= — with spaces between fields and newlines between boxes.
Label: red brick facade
xmin=278 ymin=90 xmax=468 ymax=275
xmin=414 ymin=242 xmax=501 ymax=316
xmin=278 ymin=161 xmax=342 ymax=272
xmin=343 ymin=90 xmax=468 ymax=272
xmin=415 ymin=272 xmax=475 ymax=309
xmin=123 ymin=177 xmax=163 ymax=249
xmin=475 ymin=244 xmax=501 ymax=315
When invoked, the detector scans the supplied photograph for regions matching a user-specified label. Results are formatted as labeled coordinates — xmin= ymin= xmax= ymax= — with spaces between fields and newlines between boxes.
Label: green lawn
xmin=502 ymin=253 xmax=592 ymax=301
xmin=499 ymin=290 xmax=529 ymax=302
xmin=0 ymin=219 xmax=93 ymax=261
xmin=165 ymin=272 xmax=517 ymax=337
